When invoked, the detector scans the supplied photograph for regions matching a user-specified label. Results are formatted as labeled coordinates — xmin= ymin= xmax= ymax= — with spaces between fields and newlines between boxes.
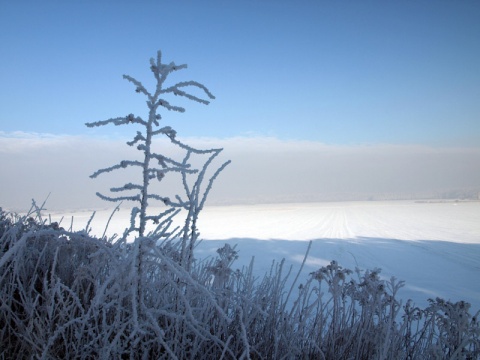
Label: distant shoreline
xmin=4 ymin=197 xmax=480 ymax=214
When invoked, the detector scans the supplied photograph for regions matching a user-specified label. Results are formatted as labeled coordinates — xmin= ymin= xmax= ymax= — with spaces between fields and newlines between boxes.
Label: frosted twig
xmin=86 ymin=115 xmax=146 ymax=127
xmin=90 ymin=160 xmax=143 ymax=178
xmin=95 ymin=192 xmax=141 ymax=203
xmin=102 ymin=203 xmax=121 ymax=239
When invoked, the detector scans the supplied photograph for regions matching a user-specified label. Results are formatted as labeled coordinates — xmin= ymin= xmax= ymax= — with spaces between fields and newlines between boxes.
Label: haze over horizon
xmin=1 ymin=132 xmax=479 ymax=211
xmin=1 ymin=1 xmax=479 ymax=210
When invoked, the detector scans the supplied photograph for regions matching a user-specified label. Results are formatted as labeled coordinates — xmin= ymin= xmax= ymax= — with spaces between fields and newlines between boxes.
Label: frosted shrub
xmin=1 ymin=210 xmax=479 ymax=358
xmin=302 ymin=262 xmax=406 ymax=358
xmin=402 ymin=298 xmax=480 ymax=359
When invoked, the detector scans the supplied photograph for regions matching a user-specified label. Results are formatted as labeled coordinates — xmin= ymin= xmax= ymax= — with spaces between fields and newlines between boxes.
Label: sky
xmin=1 ymin=0 xmax=480 ymax=210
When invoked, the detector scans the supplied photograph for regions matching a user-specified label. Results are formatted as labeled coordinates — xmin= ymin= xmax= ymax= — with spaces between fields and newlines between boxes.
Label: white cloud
xmin=1 ymin=132 xmax=479 ymax=211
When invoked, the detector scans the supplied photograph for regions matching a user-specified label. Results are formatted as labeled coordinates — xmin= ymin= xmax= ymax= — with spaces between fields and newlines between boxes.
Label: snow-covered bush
xmin=1 ymin=208 xmax=479 ymax=359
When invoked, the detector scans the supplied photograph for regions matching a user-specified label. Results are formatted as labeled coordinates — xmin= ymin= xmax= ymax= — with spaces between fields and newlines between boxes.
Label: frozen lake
xmin=49 ymin=200 xmax=480 ymax=312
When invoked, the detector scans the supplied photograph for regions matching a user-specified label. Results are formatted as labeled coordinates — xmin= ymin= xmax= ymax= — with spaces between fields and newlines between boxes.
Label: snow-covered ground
xmin=48 ymin=200 xmax=480 ymax=312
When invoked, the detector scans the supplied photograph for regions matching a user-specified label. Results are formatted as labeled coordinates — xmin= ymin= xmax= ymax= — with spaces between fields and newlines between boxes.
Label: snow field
xmin=49 ymin=200 xmax=480 ymax=311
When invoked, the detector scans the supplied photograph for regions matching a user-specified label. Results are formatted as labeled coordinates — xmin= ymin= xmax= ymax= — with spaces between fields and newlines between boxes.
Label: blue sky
xmin=1 ymin=1 xmax=480 ymax=210
xmin=1 ymin=0 xmax=479 ymax=145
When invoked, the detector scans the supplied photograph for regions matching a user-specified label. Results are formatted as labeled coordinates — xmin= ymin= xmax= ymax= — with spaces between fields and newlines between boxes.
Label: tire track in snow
xmin=320 ymin=207 xmax=355 ymax=239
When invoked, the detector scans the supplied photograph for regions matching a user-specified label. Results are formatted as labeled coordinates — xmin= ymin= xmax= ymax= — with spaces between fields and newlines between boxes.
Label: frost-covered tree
xmin=86 ymin=51 xmax=229 ymax=263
